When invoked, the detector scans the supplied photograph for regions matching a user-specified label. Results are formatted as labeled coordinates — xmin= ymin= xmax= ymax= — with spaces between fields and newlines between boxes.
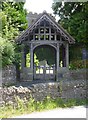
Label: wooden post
xmin=49 ymin=27 xmax=51 ymax=40
xmin=21 ymin=44 xmax=25 ymax=69
xmin=55 ymin=31 xmax=56 ymax=41
xmin=29 ymin=43 xmax=33 ymax=81
xmin=56 ymin=43 xmax=59 ymax=81
xmin=38 ymin=23 xmax=40 ymax=40
xmin=66 ymin=43 xmax=69 ymax=68
xmin=30 ymin=43 xmax=33 ymax=69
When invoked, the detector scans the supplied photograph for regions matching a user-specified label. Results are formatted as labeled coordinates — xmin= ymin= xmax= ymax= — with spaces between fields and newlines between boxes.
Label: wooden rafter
xmin=16 ymin=11 xmax=75 ymax=44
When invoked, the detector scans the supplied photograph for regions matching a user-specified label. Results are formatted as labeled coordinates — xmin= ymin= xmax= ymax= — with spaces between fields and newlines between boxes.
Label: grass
xmin=0 ymin=96 xmax=87 ymax=118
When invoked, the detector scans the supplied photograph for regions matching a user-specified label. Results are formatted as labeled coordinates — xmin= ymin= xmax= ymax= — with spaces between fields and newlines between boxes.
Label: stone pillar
xmin=66 ymin=43 xmax=69 ymax=68
xmin=56 ymin=43 xmax=59 ymax=81
xmin=21 ymin=44 xmax=25 ymax=70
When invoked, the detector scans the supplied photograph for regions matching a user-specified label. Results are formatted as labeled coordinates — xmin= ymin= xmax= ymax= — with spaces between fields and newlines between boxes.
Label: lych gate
xmin=17 ymin=11 xmax=75 ymax=81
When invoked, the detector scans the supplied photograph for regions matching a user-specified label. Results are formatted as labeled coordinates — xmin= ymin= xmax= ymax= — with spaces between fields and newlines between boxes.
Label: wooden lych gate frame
xmin=16 ymin=11 xmax=75 ymax=81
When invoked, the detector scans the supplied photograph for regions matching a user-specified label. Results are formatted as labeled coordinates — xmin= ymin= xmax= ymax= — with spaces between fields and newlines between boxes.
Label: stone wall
xmin=26 ymin=12 xmax=40 ymax=26
xmin=61 ymin=69 xmax=87 ymax=80
xmin=2 ymin=65 xmax=16 ymax=85
xmin=69 ymin=69 xmax=87 ymax=80
xmin=0 ymin=79 xmax=87 ymax=106
xmin=20 ymin=68 xmax=87 ymax=81
xmin=20 ymin=67 xmax=33 ymax=81
xmin=0 ymin=67 xmax=87 ymax=106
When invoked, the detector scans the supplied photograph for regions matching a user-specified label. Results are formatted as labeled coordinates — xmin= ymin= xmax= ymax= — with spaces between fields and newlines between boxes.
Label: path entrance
xmin=34 ymin=64 xmax=56 ymax=80
xmin=33 ymin=45 xmax=56 ymax=80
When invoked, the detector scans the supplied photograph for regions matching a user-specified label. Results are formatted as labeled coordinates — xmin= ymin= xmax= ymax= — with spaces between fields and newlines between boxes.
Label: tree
xmin=1 ymin=1 xmax=27 ymax=40
xmin=52 ymin=1 xmax=88 ymax=69
xmin=0 ymin=34 xmax=15 ymax=67
xmin=52 ymin=1 xmax=88 ymax=44
xmin=0 ymin=1 xmax=27 ymax=68
xmin=35 ymin=46 xmax=56 ymax=65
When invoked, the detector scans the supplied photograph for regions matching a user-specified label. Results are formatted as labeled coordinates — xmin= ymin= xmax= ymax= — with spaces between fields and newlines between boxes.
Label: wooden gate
xmin=34 ymin=65 xmax=56 ymax=80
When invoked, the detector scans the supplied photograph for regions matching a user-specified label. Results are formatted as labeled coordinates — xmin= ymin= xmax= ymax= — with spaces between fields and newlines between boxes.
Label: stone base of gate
xmin=19 ymin=67 xmax=86 ymax=82
xmin=34 ymin=74 xmax=55 ymax=81
xmin=20 ymin=67 xmax=70 ymax=81
xmin=20 ymin=67 xmax=33 ymax=81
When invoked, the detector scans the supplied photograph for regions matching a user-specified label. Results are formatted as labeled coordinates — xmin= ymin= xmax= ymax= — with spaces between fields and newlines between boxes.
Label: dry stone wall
xmin=0 ymin=67 xmax=87 ymax=106
xmin=0 ymin=79 xmax=87 ymax=106
xmin=2 ymin=65 xmax=16 ymax=85
xmin=69 ymin=69 xmax=87 ymax=80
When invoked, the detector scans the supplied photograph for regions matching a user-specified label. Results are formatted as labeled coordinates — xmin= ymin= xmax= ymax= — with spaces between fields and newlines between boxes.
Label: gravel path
xmin=14 ymin=106 xmax=87 ymax=118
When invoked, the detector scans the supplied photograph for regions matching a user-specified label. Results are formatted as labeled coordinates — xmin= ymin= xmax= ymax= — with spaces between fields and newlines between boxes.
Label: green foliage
xmin=26 ymin=53 xmax=30 ymax=67
xmin=26 ymin=53 xmax=39 ymax=67
xmin=52 ymin=2 xmax=88 ymax=44
xmin=69 ymin=45 xmax=83 ymax=61
xmin=0 ymin=96 xmax=87 ymax=118
xmin=0 ymin=1 xmax=28 ymax=67
xmin=15 ymin=96 xmax=25 ymax=112
xmin=0 ymin=35 xmax=15 ymax=67
xmin=35 ymin=46 xmax=56 ymax=65
xmin=69 ymin=60 xmax=87 ymax=70
xmin=14 ymin=44 xmax=22 ymax=66
xmin=1 ymin=1 xmax=27 ymax=40
xmin=52 ymin=2 xmax=88 ymax=69
xmin=34 ymin=54 xmax=39 ymax=66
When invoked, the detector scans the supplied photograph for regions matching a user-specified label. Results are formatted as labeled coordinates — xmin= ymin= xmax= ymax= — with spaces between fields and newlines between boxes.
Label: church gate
xmin=16 ymin=11 xmax=75 ymax=81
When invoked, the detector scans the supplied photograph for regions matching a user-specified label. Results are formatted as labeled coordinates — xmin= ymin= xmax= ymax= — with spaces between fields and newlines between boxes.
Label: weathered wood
xmin=17 ymin=12 xmax=75 ymax=81
xmin=16 ymin=12 xmax=75 ymax=44
xmin=56 ymin=43 xmax=60 ymax=81
xmin=66 ymin=43 xmax=69 ymax=68
xmin=21 ymin=44 xmax=25 ymax=69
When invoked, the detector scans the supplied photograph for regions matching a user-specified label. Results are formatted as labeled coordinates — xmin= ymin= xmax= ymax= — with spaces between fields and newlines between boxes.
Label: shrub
xmin=0 ymin=36 xmax=15 ymax=67
xmin=0 ymin=96 xmax=87 ymax=118
xmin=69 ymin=60 xmax=87 ymax=69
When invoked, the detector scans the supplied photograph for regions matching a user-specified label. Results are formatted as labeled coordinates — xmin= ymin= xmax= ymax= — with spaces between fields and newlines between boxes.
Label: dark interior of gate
xmin=33 ymin=45 xmax=56 ymax=80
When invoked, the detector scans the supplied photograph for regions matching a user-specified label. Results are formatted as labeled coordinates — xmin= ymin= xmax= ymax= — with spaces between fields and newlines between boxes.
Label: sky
xmin=24 ymin=0 xmax=59 ymax=21
xmin=24 ymin=0 xmax=54 ymax=14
